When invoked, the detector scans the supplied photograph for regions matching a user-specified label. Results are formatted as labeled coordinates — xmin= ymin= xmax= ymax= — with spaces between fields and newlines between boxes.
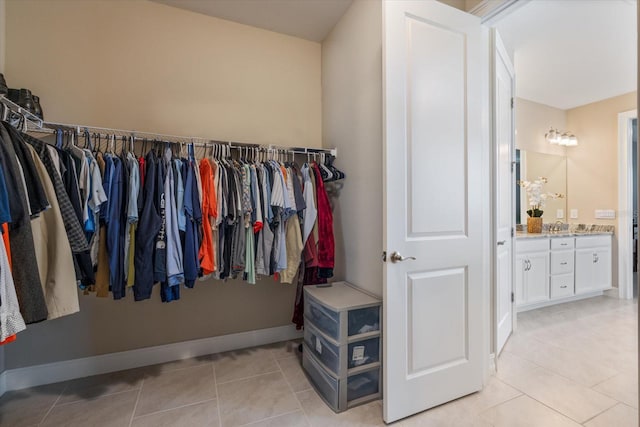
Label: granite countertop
xmin=516 ymin=231 xmax=613 ymax=239
xmin=515 ymin=223 xmax=615 ymax=239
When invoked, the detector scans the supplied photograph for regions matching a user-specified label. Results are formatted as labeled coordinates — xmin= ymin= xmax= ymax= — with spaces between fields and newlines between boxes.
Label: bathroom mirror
xmin=515 ymin=149 xmax=567 ymax=224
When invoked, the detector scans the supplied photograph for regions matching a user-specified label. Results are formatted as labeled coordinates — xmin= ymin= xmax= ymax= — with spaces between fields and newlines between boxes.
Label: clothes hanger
xmin=84 ymin=128 xmax=92 ymax=151
xmin=325 ymin=154 xmax=345 ymax=181
xmin=0 ymin=102 xmax=8 ymax=121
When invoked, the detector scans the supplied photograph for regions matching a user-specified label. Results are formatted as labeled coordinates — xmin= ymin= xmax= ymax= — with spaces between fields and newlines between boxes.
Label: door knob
xmin=390 ymin=252 xmax=416 ymax=263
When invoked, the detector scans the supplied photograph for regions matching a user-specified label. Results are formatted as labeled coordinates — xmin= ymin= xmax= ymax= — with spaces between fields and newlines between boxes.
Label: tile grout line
xmin=212 ymin=361 xmax=224 ymax=427
xmin=500 ymin=350 xmax=617 ymax=392
xmin=132 ymin=397 xmax=218 ymax=420
xmin=238 ymin=409 xmax=305 ymax=427
xmin=579 ymin=401 xmax=622 ymax=425
xmin=522 ymin=387 xmax=616 ymax=425
xmin=476 ymin=390 xmax=525 ymax=415
xmin=54 ymin=385 xmax=144 ymax=407
xmin=37 ymin=382 xmax=69 ymax=426
xmin=216 ymin=368 xmax=283 ymax=386
xmin=276 ymin=349 xmax=313 ymax=427
xmin=589 ymin=371 xmax=622 ymax=389
xmin=475 ymin=393 xmax=525 ymax=426
xmin=128 ymin=379 xmax=144 ymax=427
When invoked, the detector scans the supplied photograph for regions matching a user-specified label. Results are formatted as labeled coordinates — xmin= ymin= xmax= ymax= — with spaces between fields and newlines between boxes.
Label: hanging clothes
xmin=26 ymin=143 xmax=79 ymax=319
xmin=183 ymin=157 xmax=202 ymax=287
xmin=0 ymin=124 xmax=48 ymax=323
xmin=133 ymin=150 xmax=162 ymax=301
xmin=312 ymin=162 xmax=335 ymax=278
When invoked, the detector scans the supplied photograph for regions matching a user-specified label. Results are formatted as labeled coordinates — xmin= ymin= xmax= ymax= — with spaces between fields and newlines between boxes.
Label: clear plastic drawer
xmin=305 ymin=297 xmax=340 ymax=340
xmin=348 ymin=336 xmax=380 ymax=370
xmin=348 ymin=306 xmax=380 ymax=337
xmin=302 ymin=348 xmax=339 ymax=411
xmin=304 ymin=324 xmax=340 ymax=374
xmin=347 ymin=368 xmax=380 ymax=402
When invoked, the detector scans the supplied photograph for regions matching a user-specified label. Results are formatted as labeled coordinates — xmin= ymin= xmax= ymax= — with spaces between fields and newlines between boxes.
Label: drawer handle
xmin=560 ymin=285 xmax=568 ymax=288
xmin=560 ymin=262 xmax=568 ymax=265
xmin=560 ymin=243 xmax=568 ymax=246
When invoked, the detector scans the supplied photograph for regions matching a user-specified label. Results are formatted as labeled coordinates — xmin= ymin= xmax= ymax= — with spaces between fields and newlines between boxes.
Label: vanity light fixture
xmin=545 ymin=127 xmax=578 ymax=147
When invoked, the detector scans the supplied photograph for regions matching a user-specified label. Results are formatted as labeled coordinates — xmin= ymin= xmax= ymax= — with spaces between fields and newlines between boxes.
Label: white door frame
xmin=617 ymin=109 xmax=637 ymax=300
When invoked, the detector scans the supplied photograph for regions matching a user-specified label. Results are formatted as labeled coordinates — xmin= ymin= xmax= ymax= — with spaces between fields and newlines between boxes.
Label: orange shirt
xmin=198 ymin=159 xmax=218 ymax=274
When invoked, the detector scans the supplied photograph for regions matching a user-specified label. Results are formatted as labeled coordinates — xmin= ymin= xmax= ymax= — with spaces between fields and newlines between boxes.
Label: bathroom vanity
xmin=515 ymin=231 xmax=612 ymax=312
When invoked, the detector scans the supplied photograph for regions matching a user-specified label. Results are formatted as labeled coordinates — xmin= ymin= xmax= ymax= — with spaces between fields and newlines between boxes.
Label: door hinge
xmin=511 ymin=228 xmax=514 ymax=237
xmin=511 ymin=97 xmax=514 ymax=109
xmin=511 ymin=292 xmax=515 ymax=303
xmin=382 ymin=251 xmax=387 ymax=262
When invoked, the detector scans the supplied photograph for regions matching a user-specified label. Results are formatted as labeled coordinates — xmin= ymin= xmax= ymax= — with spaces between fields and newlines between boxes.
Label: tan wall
xmin=5 ymin=0 xmax=322 ymax=369
xmin=5 ymin=0 xmax=321 ymax=146
xmin=322 ymin=0 xmax=382 ymax=296
xmin=515 ymin=98 xmax=567 ymax=156
xmin=438 ymin=0 xmax=467 ymax=11
xmin=566 ymin=92 xmax=636 ymax=288
xmin=0 ymin=0 xmax=5 ymax=73
xmin=566 ymin=92 xmax=636 ymax=226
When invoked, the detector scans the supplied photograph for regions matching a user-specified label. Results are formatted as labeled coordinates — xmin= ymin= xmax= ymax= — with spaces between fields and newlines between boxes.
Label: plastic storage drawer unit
xmin=304 ymin=282 xmax=381 ymax=342
xmin=302 ymin=282 xmax=382 ymax=413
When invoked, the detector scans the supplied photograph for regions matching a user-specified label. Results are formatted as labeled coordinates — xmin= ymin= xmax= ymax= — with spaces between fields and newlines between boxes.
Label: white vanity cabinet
xmin=575 ymin=235 xmax=612 ymax=294
xmin=515 ymin=239 xmax=549 ymax=306
xmin=516 ymin=233 xmax=612 ymax=311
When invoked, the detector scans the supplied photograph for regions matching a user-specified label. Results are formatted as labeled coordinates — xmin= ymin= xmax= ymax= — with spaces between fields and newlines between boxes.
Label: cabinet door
xmin=514 ymin=255 xmax=526 ymax=306
xmin=575 ymin=248 xmax=595 ymax=294
xmin=593 ymin=247 xmax=612 ymax=290
xmin=526 ymin=252 xmax=549 ymax=303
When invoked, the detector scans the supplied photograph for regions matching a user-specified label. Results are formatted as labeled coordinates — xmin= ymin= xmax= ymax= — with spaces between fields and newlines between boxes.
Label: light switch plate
xmin=570 ymin=209 xmax=578 ymax=219
xmin=556 ymin=209 xmax=564 ymax=219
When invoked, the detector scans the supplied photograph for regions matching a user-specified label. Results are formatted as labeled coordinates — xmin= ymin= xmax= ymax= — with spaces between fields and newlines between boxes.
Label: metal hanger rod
xmin=0 ymin=95 xmax=337 ymax=157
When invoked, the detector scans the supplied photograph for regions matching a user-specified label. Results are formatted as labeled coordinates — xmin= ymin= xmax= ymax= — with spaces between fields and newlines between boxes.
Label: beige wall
xmin=566 ymin=92 xmax=636 ymax=288
xmin=566 ymin=92 xmax=636 ymax=226
xmin=438 ymin=0 xmax=467 ymax=11
xmin=5 ymin=0 xmax=322 ymax=368
xmin=0 ymin=0 xmax=5 ymax=73
xmin=515 ymin=98 xmax=567 ymax=156
xmin=5 ymin=0 xmax=321 ymax=146
xmin=322 ymin=0 xmax=382 ymax=296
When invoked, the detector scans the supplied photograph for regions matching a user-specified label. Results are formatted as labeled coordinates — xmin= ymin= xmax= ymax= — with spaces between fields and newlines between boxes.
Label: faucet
xmin=550 ymin=220 xmax=565 ymax=233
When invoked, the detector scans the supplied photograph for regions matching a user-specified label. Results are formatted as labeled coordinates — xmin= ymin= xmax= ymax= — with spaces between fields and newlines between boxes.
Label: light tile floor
xmin=0 ymin=296 xmax=636 ymax=426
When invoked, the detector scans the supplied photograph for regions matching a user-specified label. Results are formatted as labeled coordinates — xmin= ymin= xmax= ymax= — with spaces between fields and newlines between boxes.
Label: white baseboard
xmin=0 ymin=324 xmax=303 ymax=397
xmin=516 ymin=291 xmax=604 ymax=313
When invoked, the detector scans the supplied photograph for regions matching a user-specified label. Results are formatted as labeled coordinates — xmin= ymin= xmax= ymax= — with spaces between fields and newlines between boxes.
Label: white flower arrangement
xmin=519 ymin=177 xmax=564 ymax=218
